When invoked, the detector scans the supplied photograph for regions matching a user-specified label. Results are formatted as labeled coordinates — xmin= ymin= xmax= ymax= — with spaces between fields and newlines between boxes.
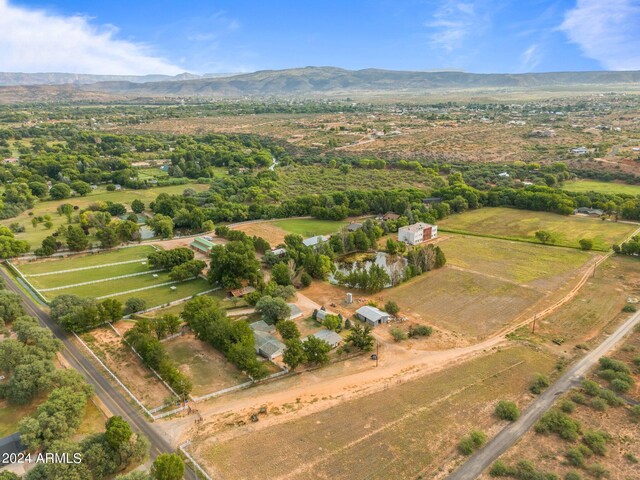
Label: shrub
xmin=384 ymin=301 xmax=400 ymax=316
xmin=390 ymin=327 xmax=407 ymax=342
xmin=535 ymin=409 xmax=581 ymax=441
xmin=622 ymin=303 xmax=637 ymax=313
xmin=598 ymin=357 xmax=630 ymax=374
xmin=565 ymin=473 xmax=582 ymax=480
xmin=408 ymin=325 xmax=433 ymax=337
xmin=588 ymin=464 xmax=609 ymax=479
xmin=495 ymin=400 xmax=520 ymax=421
xmin=559 ymin=400 xmax=576 ymax=413
xmin=458 ymin=430 xmax=486 ymax=455
xmin=570 ymin=392 xmax=587 ymax=405
xmin=489 ymin=460 xmax=512 ymax=477
xmin=582 ymin=430 xmax=610 ymax=456
xmin=566 ymin=448 xmax=587 ymax=468
xmin=630 ymin=405 xmax=640 ymax=423
xmin=300 ymin=272 xmax=312 ymax=288
xmin=530 ymin=373 xmax=550 ymax=394
xmin=611 ymin=378 xmax=633 ymax=393
xmin=624 ymin=452 xmax=638 ymax=464
xmin=598 ymin=388 xmax=624 ymax=407
xmin=579 ymin=239 xmax=593 ymax=251
xmin=590 ymin=397 xmax=607 ymax=412
xmin=581 ymin=380 xmax=600 ymax=397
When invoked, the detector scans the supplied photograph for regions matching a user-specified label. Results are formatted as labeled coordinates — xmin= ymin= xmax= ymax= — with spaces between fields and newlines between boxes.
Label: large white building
xmin=397 ymin=222 xmax=438 ymax=245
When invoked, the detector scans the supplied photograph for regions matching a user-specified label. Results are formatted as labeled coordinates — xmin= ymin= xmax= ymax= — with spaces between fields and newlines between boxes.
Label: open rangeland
xmin=0 ymin=182 xmax=209 ymax=248
xmin=79 ymin=323 xmax=175 ymax=409
xmin=440 ymin=234 xmax=594 ymax=288
xmin=480 ymin=327 xmax=640 ymax=480
xmin=562 ymin=179 xmax=640 ymax=196
xmin=191 ymin=345 xmax=557 ymax=480
xmin=437 ymin=207 xmax=637 ymax=250
xmin=164 ymin=333 xmax=250 ymax=398
xmin=528 ymin=255 xmax=640 ymax=348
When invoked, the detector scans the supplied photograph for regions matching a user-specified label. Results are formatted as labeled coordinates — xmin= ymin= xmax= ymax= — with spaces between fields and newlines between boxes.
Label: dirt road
xmin=447 ymin=308 xmax=640 ymax=480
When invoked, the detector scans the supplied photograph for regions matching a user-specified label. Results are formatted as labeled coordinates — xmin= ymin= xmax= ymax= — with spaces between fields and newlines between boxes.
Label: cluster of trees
xmin=0 ymin=225 xmax=30 ymax=258
xmin=334 ymin=264 xmax=391 ymax=293
xmin=613 ymin=235 xmax=640 ymax=256
xmin=328 ymin=221 xmax=384 ymax=254
xmin=182 ymin=296 xmax=267 ymax=378
xmin=22 ymin=416 xmax=149 ymax=480
xmin=208 ymin=239 xmax=262 ymax=289
xmin=50 ymin=295 xmax=124 ymax=332
xmin=124 ymin=316 xmax=191 ymax=397
xmin=0 ymin=316 xmax=61 ymax=405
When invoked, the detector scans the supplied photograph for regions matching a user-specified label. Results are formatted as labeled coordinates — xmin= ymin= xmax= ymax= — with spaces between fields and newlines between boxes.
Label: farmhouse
xmin=574 ymin=207 xmax=604 ymax=217
xmin=2 ymin=157 xmax=19 ymax=164
xmin=346 ymin=222 xmax=363 ymax=232
xmin=376 ymin=212 xmax=400 ymax=221
xmin=303 ymin=235 xmax=329 ymax=249
xmin=306 ymin=329 xmax=343 ymax=349
xmin=253 ymin=330 xmax=285 ymax=360
xmin=249 ymin=320 xmax=275 ymax=334
xmin=398 ymin=222 xmax=438 ymax=245
xmin=190 ymin=236 xmax=215 ymax=254
xmin=355 ymin=306 xmax=390 ymax=327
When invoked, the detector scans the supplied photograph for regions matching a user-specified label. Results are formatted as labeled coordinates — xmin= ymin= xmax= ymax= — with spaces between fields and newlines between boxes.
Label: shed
xmin=0 ymin=433 xmax=25 ymax=464
xmin=288 ymin=303 xmax=303 ymax=320
xmin=229 ymin=286 xmax=256 ymax=298
xmin=355 ymin=306 xmax=390 ymax=327
xmin=190 ymin=236 xmax=215 ymax=254
xmin=346 ymin=222 xmax=363 ymax=232
xmin=271 ymin=247 xmax=287 ymax=257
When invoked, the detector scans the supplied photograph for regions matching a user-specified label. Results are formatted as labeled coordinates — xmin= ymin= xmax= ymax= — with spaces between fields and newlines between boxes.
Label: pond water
xmin=330 ymin=251 xmax=407 ymax=288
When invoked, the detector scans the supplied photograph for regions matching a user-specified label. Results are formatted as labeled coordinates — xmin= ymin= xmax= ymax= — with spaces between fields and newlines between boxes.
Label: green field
xmin=49 ymin=271 xmax=174 ymax=299
xmin=0 ymin=183 xmax=209 ymax=248
xmin=562 ymin=179 xmax=640 ymax=196
xmin=437 ymin=207 xmax=637 ymax=250
xmin=272 ymin=218 xmax=349 ymax=237
xmin=442 ymin=234 xmax=592 ymax=286
xmin=108 ymin=277 xmax=212 ymax=307
xmin=17 ymin=246 xmax=156 ymax=275
xmin=28 ymin=261 xmax=151 ymax=290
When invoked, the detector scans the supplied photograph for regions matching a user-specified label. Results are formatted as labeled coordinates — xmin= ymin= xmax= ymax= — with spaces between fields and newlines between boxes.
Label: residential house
xmin=378 ymin=212 xmax=400 ymax=221
xmin=355 ymin=306 xmax=390 ymax=327
xmin=249 ymin=320 xmax=275 ymax=334
xmin=346 ymin=222 xmax=363 ymax=232
xmin=398 ymin=222 xmax=438 ymax=245
xmin=303 ymin=235 xmax=329 ymax=249
xmin=253 ymin=330 xmax=285 ymax=360
xmin=574 ymin=207 xmax=604 ymax=217
xmin=306 ymin=329 xmax=343 ymax=349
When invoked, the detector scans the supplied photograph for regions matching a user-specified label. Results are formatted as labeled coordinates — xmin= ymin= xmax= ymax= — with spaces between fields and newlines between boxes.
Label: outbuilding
xmin=307 ymin=329 xmax=343 ymax=349
xmin=355 ymin=306 xmax=390 ymax=327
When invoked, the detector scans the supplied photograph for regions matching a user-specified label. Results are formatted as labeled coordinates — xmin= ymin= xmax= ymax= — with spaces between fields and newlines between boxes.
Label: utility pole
xmin=376 ymin=342 xmax=379 ymax=367
xmin=532 ymin=314 xmax=537 ymax=334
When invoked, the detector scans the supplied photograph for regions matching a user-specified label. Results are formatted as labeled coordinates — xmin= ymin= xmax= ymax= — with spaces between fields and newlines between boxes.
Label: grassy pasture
xmin=441 ymin=234 xmax=593 ymax=287
xmin=16 ymin=245 xmax=156 ymax=275
xmin=562 ymin=179 xmax=640 ymax=196
xmin=271 ymin=218 xmax=349 ymax=237
xmin=108 ymin=277 xmax=212 ymax=307
xmin=28 ymin=261 xmax=151 ymax=290
xmin=379 ymin=266 xmax=542 ymax=338
xmin=164 ymin=333 xmax=249 ymax=397
xmin=197 ymin=346 xmax=556 ymax=480
xmin=437 ymin=207 xmax=636 ymax=250
xmin=49 ymin=271 xmax=173 ymax=298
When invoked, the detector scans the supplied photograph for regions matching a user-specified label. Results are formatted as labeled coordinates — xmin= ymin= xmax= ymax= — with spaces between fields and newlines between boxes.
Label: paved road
xmin=0 ymin=267 xmax=197 ymax=479
xmin=448 ymin=308 xmax=640 ymax=480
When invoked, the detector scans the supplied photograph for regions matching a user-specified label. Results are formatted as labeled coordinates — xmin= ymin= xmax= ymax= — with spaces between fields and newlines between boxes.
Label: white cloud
xmin=560 ymin=0 xmax=640 ymax=70
xmin=0 ymin=0 xmax=182 ymax=75
xmin=426 ymin=1 xmax=478 ymax=52
xmin=520 ymin=43 xmax=542 ymax=71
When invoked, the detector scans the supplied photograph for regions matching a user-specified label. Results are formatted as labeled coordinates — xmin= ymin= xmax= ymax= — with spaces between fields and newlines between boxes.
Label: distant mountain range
xmin=0 ymin=72 xmax=236 ymax=86
xmin=1 ymin=67 xmax=640 ymax=101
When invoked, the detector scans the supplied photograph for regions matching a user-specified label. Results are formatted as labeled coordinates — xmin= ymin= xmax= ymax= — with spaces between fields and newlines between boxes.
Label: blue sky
xmin=1 ymin=0 xmax=639 ymax=75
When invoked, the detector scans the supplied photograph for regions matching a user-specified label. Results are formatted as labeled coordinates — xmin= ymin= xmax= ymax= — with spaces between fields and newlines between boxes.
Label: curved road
xmin=0 ymin=267 xmax=196 ymax=480
xmin=448 ymin=308 xmax=640 ymax=480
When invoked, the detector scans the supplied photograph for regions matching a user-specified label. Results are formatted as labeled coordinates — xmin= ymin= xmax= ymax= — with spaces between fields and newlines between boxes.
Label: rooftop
xmin=399 ymin=222 xmax=434 ymax=233
xmin=356 ymin=305 xmax=389 ymax=321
